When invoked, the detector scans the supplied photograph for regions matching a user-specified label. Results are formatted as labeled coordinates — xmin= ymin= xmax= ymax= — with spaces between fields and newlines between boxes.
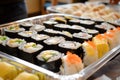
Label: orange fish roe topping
xmin=104 ymin=33 xmax=113 ymax=38
xmin=95 ymin=34 xmax=106 ymax=39
xmin=66 ymin=51 xmax=82 ymax=64
xmin=87 ymin=41 xmax=96 ymax=48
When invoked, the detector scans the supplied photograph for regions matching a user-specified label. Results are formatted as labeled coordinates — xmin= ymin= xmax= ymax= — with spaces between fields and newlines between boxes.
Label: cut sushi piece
xmin=79 ymin=20 xmax=95 ymax=29
xmin=20 ymin=21 xmax=33 ymax=30
xmin=50 ymin=17 xmax=67 ymax=24
xmin=14 ymin=72 xmax=39 ymax=80
xmin=0 ymin=62 xmax=18 ymax=80
xmin=73 ymin=32 xmax=92 ymax=43
xmin=0 ymin=36 xmax=9 ymax=53
xmin=43 ymin=29 xmax=61 ymax=36
xmin=18 ymin=30 xmax=37 ymax=42
xmin=68 ymin=25 xmax=85 ymax=33
xmin=36 ymin=50 xmax=62 ymax=72
xmin=58 ymin=41 xmax=83 ymax=58
xmin=6 ymin=38 xmax=26 ymax=57
xmin=68 ymin=19 xmax=81 ymax=25
xmin=29 ymin=24 xmax=45 ymax=34
xmin=31 ymin=34 xmax=50 ymax=44
xmin=43 ymin=36 xmax=65 ymax=50
xmin=43 ymin=20 xmax=58 ymax=29
xmin=63 ymin=16 xmax=74 ymax=22
xmin=60 ymin=51 xmax=84 ymax=75
xmin=18 ymin=42 xmax=43 ymax=63
xmin=60 ymin=31 xmax=73 ymax=40
xmin=82 ymin=41 xmax=98 ymax=66
xmin=4 ymin=24 xmax=25 ymax=38
xmin=54 ymin=24 xmax=71 ymax=31
xmin=81 ymin=28 xmax=99 ymax=36
xmin=92 ymin=34 xmax=110 ymax=58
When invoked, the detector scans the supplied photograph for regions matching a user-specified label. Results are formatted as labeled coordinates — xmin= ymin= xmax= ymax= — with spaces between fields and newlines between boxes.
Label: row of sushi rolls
xmin=0 ymin=15 xmax=120 ymax=80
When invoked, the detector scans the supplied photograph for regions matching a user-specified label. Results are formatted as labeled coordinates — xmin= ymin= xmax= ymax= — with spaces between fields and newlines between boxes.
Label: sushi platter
xmin=47 ymin=2 xmax=120 ymax=25
xmin=0 ymin=13 xmax=120 ymax=80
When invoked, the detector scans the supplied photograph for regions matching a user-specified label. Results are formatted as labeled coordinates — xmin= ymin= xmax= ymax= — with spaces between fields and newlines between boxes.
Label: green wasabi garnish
xmin=0 ymin=36 xmax=7 ymax=41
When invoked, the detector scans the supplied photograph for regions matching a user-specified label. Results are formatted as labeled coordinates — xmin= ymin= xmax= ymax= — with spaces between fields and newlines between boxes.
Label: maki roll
xmin=43 ymin=29 xmax=61 ymax=36
xmin=4 ymin=24 xmax=25 ymax=38
xmin=68 ymin=25 xmax=85 ymax=33
xmin=36 ymin=50 xmax=63 ymax=72
xmin=79 ymin=20 xmax=95 ymax=29
xmin=68 ymin=19 xmax=81 ymax=25
xmin=31 ymin=34 xmax=50 ymax=44
xmin=43 ymin=20 xmax=58 ymax=29
xmin=82 ymin=41 xmax=98 ymax=66
xmin=18 ymin=30 xmax=37 ymax=42
xmin=95 ymin=22 xmax=115 ymax=33
xmin=54 ymin=24 xmax=71 ymax=31
xmin=18 ymin=42 xmax=43 ymax=63
xmin=6 ymin=38 xmax=26 ymax=57
xmin=63 ymin=16 xmax=74 ymax=23
xmin=43 ymin=36 xmax=65 ymax=50
xmin=92 ymin=34 xmax=110 ymax=58
xmin=81 ymin=28 xmax=99 ymax=36
xmin=50 ymin=17 xmax=67 ymax=24
xmin=73 ymin=32 xmax=93 ymax=43
xmin=58 ymin=41 xmax=83 ymax=58
xmin=60 ymin=31 xmax=73 ymax=40
xmin=60 ymin=51 xmax=84 ymax=75
xmin=20 ymin=21 xmax=33 ymax=30
xmin=0 ymin=36 xmax=9 ymax=53
xmin=29 ymin=24 xmax=45 ymax=34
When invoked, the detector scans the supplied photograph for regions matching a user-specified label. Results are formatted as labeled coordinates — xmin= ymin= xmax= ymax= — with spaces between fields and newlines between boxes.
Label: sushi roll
xmin=63 ymin=16 xmax=74 ymax=23
xmin=4 ymin=24 xmax=25 ymax=38
xmin=0 ymin=36 xmax=9 ymax=53
xmin=6 ymin=38 xmax=26 ymax=57
xmin=43 ymin=36 xmax=65 ymax=50
xmin=82 ymin=41 xmax=98 ymax=66
xmin=95 ymin=22 xmax=115 ymax=33
xmin=81 ymin=28 xmax=99 ymax=36
xmin=58 ymin=41 xmax=83 ymax=58
xmin=18 ymin=42 xmax=43 ymax=63
xmin=60 ymin=51 xmax=84 ymax=75
xmin=14 ymin=72 xmax=39 ymax=80
xmin=73 ymin=32 xmax=93 ymax=43
xmin=60 ymin=31 xmax=73 ymax=40
xmin=36 ymin=50 xmax=63 ymax=72
xmin=79 ymin=20 xmax=95 ymax=29
xmin=54 ymin=24 xmax=71 ymax=31
xmin=68 ymin=25 xmax=85 ymax=33
xmin=0 ymin=62 xmax=18 ymax=80
xmin=29 ymin=24 xmax=45 ymax=34
xmin=43 ymin=20 xmax=58 ymax=29
xmin=50 ymin=17 xmax=67 ymax=24
xmin=31 ymin=34 xmax=50 ymax=44
xmin=68 ymin=19 xmax=81 ymax=25
xmin=92 ymin=34 xmax=110 ymax=58
xmin=20 ymin=21 xmax=33 ymax=30
xmin=18 ymin=30 xmax=37 ymax=42
xmin=43 ymin=29 xmax=61 ymax=37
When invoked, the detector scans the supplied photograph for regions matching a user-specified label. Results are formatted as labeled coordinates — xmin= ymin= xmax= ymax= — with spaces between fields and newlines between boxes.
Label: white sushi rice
xmin=31 ymin=34 xmax=50 ymax=41
xmin=30 ymin=24 xmax=45 ymax=32
xmin=82 ymin=29 xmax=99 ymax=34
xmin=59 ymin=41 xmax=81 ymax=49
xmin=44 ymin=29 xmax=61 ymax=34
xmin=73 ymin=32 xmax=92 ymax=39
xmin=19 ymin=42 xmax=43 ymax=53
xmin=43 ymin=20 xmax=58 ymax=25
xmin=6 ymin=38 xmax=26 ymax=48
xmin=69 ymin=25 xmax=85 ymax=30
xmin=37 ymin=50 xmax=62 ymax=62
xmin=79 ymin=20 xmax=95 ymax=25
xmin=54 ymin=24 xmax=71 ymax=29
xmin=44 ymin=36 xmax=65 ymax=45
xmin=18 ymin=30 xmax=37 ymax=37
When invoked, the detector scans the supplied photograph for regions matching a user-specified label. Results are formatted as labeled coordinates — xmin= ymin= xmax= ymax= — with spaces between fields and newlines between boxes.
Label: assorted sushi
xmin=36 ymin=50 xmax=63 ymax=72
